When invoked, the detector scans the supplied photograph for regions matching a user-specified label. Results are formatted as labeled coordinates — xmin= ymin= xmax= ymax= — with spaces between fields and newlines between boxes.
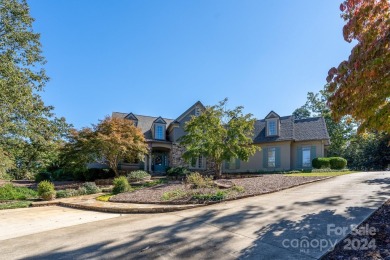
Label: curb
xmin=30 ymin=176 xmax=334 ymax=214
xmin=58 ymin=202 xmax=200 ymax=214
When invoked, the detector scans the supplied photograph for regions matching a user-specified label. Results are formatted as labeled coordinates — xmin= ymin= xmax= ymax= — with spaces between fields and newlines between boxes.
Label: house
xmin=112 ymin=101 xmax=330 ymax=173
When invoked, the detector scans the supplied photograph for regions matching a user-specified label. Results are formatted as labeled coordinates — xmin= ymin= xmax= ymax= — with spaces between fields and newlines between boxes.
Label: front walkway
xmin=1 ymin=172 xmax=389 ymax=259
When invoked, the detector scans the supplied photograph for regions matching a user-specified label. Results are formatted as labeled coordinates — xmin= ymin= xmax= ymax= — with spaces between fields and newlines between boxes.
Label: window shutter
xmin=310 ymin=146 xmax=317 ymax=163
xmin=262 ymin=148 xmax=268 ymax=168
xmin=275 ymin=147 xmax=281 ymax=168
xmin=225 ymin=160 xmax=230 ymax=170
xmin=191 ymin=157 xmax=196 ymax=168
xmin=235 ymin=158 xmax=240 ymax=170
xmin=296 ymin=147 xmax=302 ymax=169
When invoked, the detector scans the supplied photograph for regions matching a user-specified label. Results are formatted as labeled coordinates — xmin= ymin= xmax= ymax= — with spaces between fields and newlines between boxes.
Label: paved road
xmin=1 ymin=172 xmax=389 ymax=259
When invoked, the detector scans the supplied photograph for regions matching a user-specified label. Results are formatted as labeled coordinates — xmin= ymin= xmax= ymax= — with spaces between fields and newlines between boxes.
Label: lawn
xmin=284 ymin=171 xmax=355 ymax=177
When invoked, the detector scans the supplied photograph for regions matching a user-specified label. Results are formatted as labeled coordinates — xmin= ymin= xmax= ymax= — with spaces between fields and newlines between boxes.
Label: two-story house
xmin=112 ymin=101 xmax=330 ymax=173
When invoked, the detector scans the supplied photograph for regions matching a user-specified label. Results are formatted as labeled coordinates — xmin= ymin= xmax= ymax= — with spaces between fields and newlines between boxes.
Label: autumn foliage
xmin=326 ymin=0 xmax=389 ymax=133
xmin=63 ymin=117 xmax=148 ymax=176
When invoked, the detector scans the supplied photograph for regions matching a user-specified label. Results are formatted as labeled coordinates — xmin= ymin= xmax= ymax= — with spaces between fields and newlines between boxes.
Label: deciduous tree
xmin=63 ymin=117 xmax=148 ymax=177
xmin=293 ymin=91 xmax=356 ymax=156
xmin=180 ymin=99 xmax=259 ymax=178
xmin=326 ymin=0 xmax=390 ymax=133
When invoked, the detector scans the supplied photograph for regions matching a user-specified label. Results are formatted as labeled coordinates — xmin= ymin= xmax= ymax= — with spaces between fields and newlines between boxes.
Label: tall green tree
xmin=343 ymin=132 xmax=390 ymax=170
xmin=326 ymin=0 xmax=389 ymax=134
xmin=0 ymin=0 xmax=69 ymax=178
xmin=293 ymin=90 xmax=356 ymax=156
xmin=180 ymin=99 xmax=259 ymax=178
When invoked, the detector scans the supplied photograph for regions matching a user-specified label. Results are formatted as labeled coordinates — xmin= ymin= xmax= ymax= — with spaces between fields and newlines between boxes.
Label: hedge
xmin=312 ymin=157 xmax=347 ymax=170
xmin=312 ymin=158 xmax=330 ymax=169
xmin=329 ymin=157 xmax=347 ymax=170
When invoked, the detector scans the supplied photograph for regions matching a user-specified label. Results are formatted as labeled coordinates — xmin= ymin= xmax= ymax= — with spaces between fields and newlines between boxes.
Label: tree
xmin=62 ymin=117 xmax=148 ymax=177
xmin=293 ymin=91 xmax=356 ymax=156
xmin=326 ymin=0 xmax=390 ymax=134
xmin=0 ymin=0 xmax=70 ymax=178
xmin=180 ymin=99 xmax=259 ymax=178
xmin=343 ymin=132 xmax=390 ymax=170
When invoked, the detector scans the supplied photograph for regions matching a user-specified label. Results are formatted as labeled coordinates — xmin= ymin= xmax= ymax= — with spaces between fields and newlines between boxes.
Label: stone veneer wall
xmin=170 ymin=142 xmax=216 ymax=174
xmin=170 ymin=143 xmax=187 ymax=167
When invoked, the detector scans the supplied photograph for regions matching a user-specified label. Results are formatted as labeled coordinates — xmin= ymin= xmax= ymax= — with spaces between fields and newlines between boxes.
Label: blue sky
xmin=28 ymin=0 xmax=352 ymax=129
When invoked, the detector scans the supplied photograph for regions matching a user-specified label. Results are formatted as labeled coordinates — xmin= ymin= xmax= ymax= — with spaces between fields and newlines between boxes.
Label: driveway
xmin=1 ymin=172 xmax=389 ymax=259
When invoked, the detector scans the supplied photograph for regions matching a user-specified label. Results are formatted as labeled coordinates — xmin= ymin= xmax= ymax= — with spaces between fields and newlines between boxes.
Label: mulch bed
xmin=323 ymin=199 xmax=390 ymax=260
xmin=110 ymin=175 xmax=329 ymax=204
xmin=0 ymin=180 xmax=83 ymax=190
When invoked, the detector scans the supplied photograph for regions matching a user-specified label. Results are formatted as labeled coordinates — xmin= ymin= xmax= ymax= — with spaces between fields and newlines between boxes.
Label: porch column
xmin=144 ymin=155 xmax=147 ymax=171
xmin=148 ymin=153 xmax=152 ymax=172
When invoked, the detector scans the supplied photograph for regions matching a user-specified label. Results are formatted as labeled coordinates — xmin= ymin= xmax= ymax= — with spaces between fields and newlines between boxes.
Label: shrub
xmin=329 ymin=157 xmax=348 ymax=170
xmin=0 ymin=184 xmax=38 ymax=200
xmin=56 ymin=189 xmax=79 ymax=198
xmin=161 ymin=189 xmax=187 ymax=201
xmin=127 ymin=170 xmax=151 ymax=182
xmin=312 ymin=158 xmax=331 ymax=169
xmin=77 ymin=186 xmax=88 ymax=195
xmin=192 ymin=190 xmax=227 ymax=202
xmin=167 ymin=167 xmax=190 ymax=177
xmin=83 ymin=168 xmax=116 ymax=181
xmin=186 ymin=172 xmax=214 ymax=189
xmin=81 ymin=182 xmax=101 ymax=194
xmin=37 ymin=181 xmax=56 ymax=200
xmin=35 ymin=172 xmax=52 ymax=183
xmin=51 ymin=169 xmax=74 ymax=181
xmin=112 ymin=176 xmax=130 ymax=194
xmin=231 ymin=185 xmax=245 ymax=193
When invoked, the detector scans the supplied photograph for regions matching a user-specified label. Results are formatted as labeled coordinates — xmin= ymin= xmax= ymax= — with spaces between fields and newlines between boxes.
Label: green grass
xmin=0 ymin=184 xmax=38 ymax=200
xmin=0 ymin=201 xmax=32 ymax=210
xmin=96 ymin=194 xmax=113 ymax=202
xmin=285 ymin=171 xmax=355 ymax=177
xmin=161 ymin=189 xmax=187 ymax=201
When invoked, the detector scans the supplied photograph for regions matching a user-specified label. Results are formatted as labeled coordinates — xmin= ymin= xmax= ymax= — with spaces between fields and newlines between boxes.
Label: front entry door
xmin=153 ymin=153 xmax=167 ymax=172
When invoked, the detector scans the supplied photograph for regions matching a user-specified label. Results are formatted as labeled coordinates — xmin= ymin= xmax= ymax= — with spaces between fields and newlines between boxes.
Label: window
xmin=195 ymin=107 xmax=201 ymax=116
xmin=155 ymin=125 xmax=164 ymax=139
xmin=190 ymin=155 xmax=205 ymax=169
xmin=268 ymin=121 xmax=277 ymax=135
xmin=302 ymin=147 xmax=311 ymax=167
xmin=268 ymin=148 xmax=276 ymax=167
xmin=228 ymin=158 xmax=236 ymax=170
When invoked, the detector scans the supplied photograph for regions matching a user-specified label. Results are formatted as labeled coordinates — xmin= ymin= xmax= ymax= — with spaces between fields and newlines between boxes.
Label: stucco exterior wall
xmin=223 ymin=141 xmax=292 ymax=173
xmin=291 ymin=140 xmax=325 ymax=169
xmin=172 ymin=109 xmax=195 ymax=142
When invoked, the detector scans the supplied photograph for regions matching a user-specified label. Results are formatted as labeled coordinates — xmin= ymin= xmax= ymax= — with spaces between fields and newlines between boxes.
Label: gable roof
xmin=253 ymin=116 xmax=330 ymax=143
xmin=265 ymin=111 xmax=280 ymax=119
xmin=124 ymin=112 xmax=138 ymax=121
xmin=112 ymin=112 xmax=174 ymax=140
xmin=175 ymin=101 xmax=205 ymax=122
xmin=153 ymin=116 xmax=167 ymax=124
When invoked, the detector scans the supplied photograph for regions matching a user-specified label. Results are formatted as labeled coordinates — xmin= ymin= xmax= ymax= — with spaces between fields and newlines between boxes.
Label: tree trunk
xmin=215 ymin=162 xmax=222 ymax=179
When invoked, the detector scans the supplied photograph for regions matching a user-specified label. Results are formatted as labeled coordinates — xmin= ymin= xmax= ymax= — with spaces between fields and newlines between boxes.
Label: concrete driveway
xmin=1 ymin=172 xmax=389 ymax=259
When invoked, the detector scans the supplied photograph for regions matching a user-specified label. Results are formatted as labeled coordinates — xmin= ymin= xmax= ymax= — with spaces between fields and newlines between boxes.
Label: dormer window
xmin=124 ymin=113 xmax=138 ymax=127
xmin=152 ymin=116 xmax=167 ymax=140
xmin=155 ymin=125 xmax=164 ymax=139
xmin=268 ymin=121 xmax=277 ymax=135
xmin=265 ymin=111 xmax=280 ymax=137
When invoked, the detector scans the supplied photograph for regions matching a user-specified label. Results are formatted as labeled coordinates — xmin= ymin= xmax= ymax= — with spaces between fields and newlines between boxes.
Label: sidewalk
xmin=32 ymin=194 xmax=200 ymax=213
